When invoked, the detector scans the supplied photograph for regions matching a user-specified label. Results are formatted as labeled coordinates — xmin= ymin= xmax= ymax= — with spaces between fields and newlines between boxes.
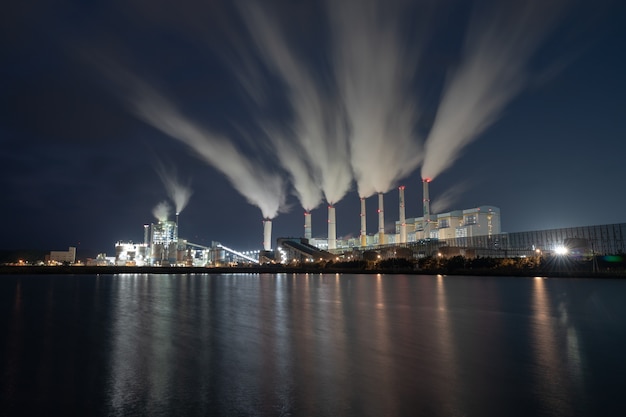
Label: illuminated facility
xmin=112 ymin=178 xmax=625 ymax=267
xmin=115 ymin=215 xmax=261 ymax=267
xmin=307 ymin=180 xmax=500 ymax=251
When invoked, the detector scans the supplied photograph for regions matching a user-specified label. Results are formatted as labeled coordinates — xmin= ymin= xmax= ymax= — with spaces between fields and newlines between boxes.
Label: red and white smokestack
xmin=378 ymin=192 xmax=385 ymax=245
xmin=360 ymin=197 xmax=367 ymax=247
xmin=304 ymin=211 xmax=312 ymax=240
xmin=328 ymin=205 xmax=336 ymax=250
xmin=423 ymin=178 xmax=431 ymax=238
xmin=399 ymin=186 xmax=406 ymax=244
xmin=263 ymin=218 xmax=272 ymax=251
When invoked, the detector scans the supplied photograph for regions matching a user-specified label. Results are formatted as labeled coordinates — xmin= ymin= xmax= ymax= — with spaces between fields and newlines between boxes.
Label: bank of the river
xmin=1 ymin=265 xmax=625 ymax=278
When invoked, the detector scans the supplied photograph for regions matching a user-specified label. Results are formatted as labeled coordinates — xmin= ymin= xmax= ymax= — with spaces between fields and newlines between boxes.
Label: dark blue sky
xmin=1 ymin=0 xmax=625 ymax=254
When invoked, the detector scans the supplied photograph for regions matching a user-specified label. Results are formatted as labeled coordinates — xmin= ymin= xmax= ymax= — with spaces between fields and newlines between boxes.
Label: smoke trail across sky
xmin=430 ymin=179 xmax=473 ymax=215
xmin=131 ymin=82 xmax=286 ymax=219
xmin=154 ymin=159 xmax=193 ymax=214
xmin=257 ymin=124 xmax=323 ymax=211
xmin=421 ymin=0 xmax=568 ymax=180
xmin=237 ymin=1 xmax=352 ymax=205
xmin=94 ymin=0 xmax=580 ymax=236
xmin=328 ymin=0 xmax=424 ymax=198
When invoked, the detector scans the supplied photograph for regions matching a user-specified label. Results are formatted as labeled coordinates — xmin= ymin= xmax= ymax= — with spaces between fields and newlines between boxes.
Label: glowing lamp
xmin=555 ymin=246 xmax=568 ymax=255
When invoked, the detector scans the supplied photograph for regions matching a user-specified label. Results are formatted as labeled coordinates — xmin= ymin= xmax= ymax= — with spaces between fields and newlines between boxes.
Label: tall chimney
xmin=378 ymin=192 xmax=385 ymax=245
xmin=143 ymin=224 xmax=150 ymax=246
xmin=175 ymin=212 xmax=180 ymax=242
xmin=263 ymin=218 xmax=272 ymax=251
xmin=360 ymin=197 xmax=367 ymax=247
xmin=423 ymin=178 xmax=431 ymax=238
xmin=328 ymin=205 xmax=336 ymax=250
xmin=399 ymin=186 xmax=406 ymax=244
xmin=304 ymin=211 xmax=312 ymax=240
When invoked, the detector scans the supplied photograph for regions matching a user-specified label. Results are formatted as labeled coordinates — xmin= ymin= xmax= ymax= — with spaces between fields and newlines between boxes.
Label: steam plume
xmin=237 ymin=2 xmax=352 ymax=205
xmin=421 ymin=1 xmax=567 ymax=180
xmin=430 ymin=180 xmax=472 ymax=214
xmin=133 ymin=83 xmax=286 ymax=219
xmin=328 ymin=0 xmax=423 ymax=198
xmin=152 ymin=200 xmax=171 ymax=222
xmin=258 ymin=125 xmax=322 ymax=211
xmin=154 ymin=160 xmax=193 ymax=214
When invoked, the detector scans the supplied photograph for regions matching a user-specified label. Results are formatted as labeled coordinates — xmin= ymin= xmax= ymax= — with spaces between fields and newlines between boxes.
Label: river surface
xmin=1 ymin=273 xmax=625 ymax=416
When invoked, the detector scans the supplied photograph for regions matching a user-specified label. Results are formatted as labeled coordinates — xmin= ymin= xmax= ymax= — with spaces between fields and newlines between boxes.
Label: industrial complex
xmin=106 ymin=179 xmax=626 ymax=268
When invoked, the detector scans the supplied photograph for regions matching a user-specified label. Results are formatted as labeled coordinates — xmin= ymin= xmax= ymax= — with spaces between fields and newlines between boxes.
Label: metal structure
xmin=380 ymin=223 xmax=626 ymax=258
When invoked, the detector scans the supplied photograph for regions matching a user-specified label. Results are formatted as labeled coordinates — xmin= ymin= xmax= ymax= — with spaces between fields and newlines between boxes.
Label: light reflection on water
xmin=1 ymin=273 xmax=626 ymax=416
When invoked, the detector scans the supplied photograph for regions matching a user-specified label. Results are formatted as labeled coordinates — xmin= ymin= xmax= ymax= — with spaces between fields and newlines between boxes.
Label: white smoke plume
xmin=132 ymin=84 xmax=286 ymax=219
xmin=258 ymin=124 xmax=323 ymax=211
xmin=237 ymin=1 xmax=353 ymax=205
xmin=328 ymin=0 xmax=424 ymax=198
xmin=421 ymin=0 xmax=568 ymax=180
xmin=152 ymin=200 xmax=171 ymax=222
xmin=430 ymin=180 xmax=473 ymax=214
xmin=154 ymin=160 xmax=193 ymax=214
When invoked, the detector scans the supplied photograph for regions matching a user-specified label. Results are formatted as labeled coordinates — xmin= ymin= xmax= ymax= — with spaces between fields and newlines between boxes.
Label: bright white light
xmin=555 ymin=246 xmax=568 ymax=255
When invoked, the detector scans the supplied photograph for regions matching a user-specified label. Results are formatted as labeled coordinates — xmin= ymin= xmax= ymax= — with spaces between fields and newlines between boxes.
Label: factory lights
xmin=555 ymin=246 xmax=568 ymax=255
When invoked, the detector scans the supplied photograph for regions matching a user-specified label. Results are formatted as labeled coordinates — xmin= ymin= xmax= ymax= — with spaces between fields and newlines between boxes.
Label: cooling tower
xmin=328 ymin=205 xmax=336 ymax=250
xmin=304 ymin=211 xmax=312 ymax=240
xmin=399 ymin=186 xmax=406 ymax=244
xmin=263 ymin=218 xmax=272 ymax=251
xmin=423 ymin=178 xmax=431 ymax=238
xmin=378 ymin=192 xmax=385 ymax=245
xmin=360 ymin=197 xmax=367 ymax=247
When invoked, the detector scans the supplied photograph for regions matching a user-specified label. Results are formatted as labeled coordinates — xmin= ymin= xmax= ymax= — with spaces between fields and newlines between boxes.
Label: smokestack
xmin=328 ymin=205 xmax=336 ymax=250
xmin=423 ymin=178 xmax=431 ymax=238
xmin=304 ymin=211 xmax=312 ymax=240
xmin=175 ymin=212 xmax=180 ymax=242
xmin=399 ymin=186 xmax=406 ymax=244
xmin=263 ymin=218 xmax=272 ymax=251
xmin=143 ymin=224 xmax=149 ymax=246
xmin=360 ymin=197 xmax=367 ymax=247
xmin=378 ymin=192 xmax=385 ymax=245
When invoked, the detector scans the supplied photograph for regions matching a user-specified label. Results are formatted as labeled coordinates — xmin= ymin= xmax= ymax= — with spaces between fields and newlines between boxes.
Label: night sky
xmin=2 ymin=0 xmax=625 ymax=254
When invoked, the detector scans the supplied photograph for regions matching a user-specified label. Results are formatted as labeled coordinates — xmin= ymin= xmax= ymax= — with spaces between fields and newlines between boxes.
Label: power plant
xmin=114 ymin=178 xmax=504 ymax=266
xmin=112 ymin=178 xmax=626 ymax=267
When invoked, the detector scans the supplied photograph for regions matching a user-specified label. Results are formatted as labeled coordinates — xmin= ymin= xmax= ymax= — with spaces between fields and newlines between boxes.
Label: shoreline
xmin=1 ymin=265 xmax=624 ymax=279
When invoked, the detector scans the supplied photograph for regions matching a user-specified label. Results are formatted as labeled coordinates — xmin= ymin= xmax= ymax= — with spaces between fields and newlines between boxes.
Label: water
xmin=1 ymin=273 xmax=625 ymax=416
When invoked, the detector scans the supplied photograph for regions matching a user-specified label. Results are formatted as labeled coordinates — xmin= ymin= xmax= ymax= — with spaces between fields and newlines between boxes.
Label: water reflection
xmin=531 ymin=278 xmax=584 ymax=415
xmin=4 ymin=280 xmax=23 ymax=401
xmin=4 ymin=274 xmax=625 ymax=416
xmin=434 ymin=275 xmax=461 ymax=415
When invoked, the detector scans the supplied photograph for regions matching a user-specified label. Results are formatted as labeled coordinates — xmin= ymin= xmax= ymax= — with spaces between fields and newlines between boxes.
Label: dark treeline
xmin=2 ymin=255 xmax=626 ymax=278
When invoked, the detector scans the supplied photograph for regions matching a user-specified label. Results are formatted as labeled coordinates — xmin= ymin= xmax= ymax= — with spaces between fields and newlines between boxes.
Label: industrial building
xmin=306 ymin=180 xmax=500 ymax=252
xmin=115 ymin=216 xmax=261 ymax=267
xmin=399 ymin=206 xmax=501 ymax=241
xmin=46 ymin=246 xmax=76 ymax=264
xmin=112 ymin=177 xmax=625 ymax=267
